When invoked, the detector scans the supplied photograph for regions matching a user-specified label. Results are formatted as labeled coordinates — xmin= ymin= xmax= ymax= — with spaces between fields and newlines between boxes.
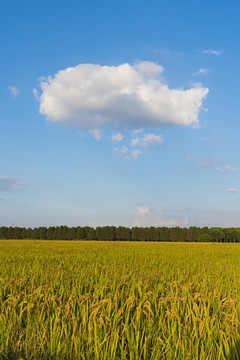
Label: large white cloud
xmin=37 ymin=62 xmax=209 ymax=129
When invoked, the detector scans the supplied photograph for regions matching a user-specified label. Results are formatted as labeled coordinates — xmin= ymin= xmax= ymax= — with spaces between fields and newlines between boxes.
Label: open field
xmin=1 ymin=241 xmax=240 ymax=359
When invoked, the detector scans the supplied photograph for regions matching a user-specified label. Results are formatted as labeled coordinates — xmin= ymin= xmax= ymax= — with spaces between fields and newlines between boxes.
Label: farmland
xmin=0 ymin=241 xmax=240 ymax=359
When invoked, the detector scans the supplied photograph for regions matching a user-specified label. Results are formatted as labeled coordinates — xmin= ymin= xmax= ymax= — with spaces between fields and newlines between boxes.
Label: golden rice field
xmin=1 ymin=241 xmax=240 ymax=359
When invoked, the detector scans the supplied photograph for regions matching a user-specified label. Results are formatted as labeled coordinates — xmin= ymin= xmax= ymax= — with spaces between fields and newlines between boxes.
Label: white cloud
xmin=90 ymin=129 xmax=101 ymax=141
xmin=120 ymin=146 xmax=128 ymax=154
xmin=193 ymin=158 xmax=223 ymax=171
xmin=131 ymin=138 xmax=139 ymax=146
xmin=134 ymin=206 xmax=193 ymax=227
xmin=132 ymin=128 xmax=143 ymax=136
xmin=136 ymin=206 xmax=150 ymax=215
xmin=37 ymin=62 xmax=209 ymax=129
xmin=226 ymin=164 xmax=238 ymax=172
xmin=131 ymin=133 xmax=163 ymax=147
xmin=228 ymin=209 xmax=240 ymax=213
xmin=194 ymin=69 xmax=211 ymax=76
xmin=129 ymin=149 xmax=142 ymax=160
xmin=203 ymin=49 xmax=223 ymax=55
xmin=0 ymin=176 xmax=27 ymax=191
xmin=113 ymin=145 xmax=128 ymax=155
xmin=150 ymin=48 xmax=185 ymax=57
xmin=33 ymin=88 xmax=40 ymax=100
xmin=112 ymin=133 xmax=123 ymax=142
xmin=227 ymin=188 xmax=238 ymax=193
xmin=133 ymin=215 xmax=189 ymax=227
xmin=135 ymin=206 xmax=164 ymax=217
xmin=142 ymin=133 xmax=163 ymax=147
xmin=195 ymin=159 xmax=216 ymax=169
xmin=189 ymin=158 xmax=224 ymax=173
xmin=214 ymin=166 xmax=224 ymax=173
xmin=7 ymin=86 xmax=20 ymax=97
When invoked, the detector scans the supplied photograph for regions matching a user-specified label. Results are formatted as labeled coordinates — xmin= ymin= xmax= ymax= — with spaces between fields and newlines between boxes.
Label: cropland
xmin=0 ymin=240 xmax=240 ymax=359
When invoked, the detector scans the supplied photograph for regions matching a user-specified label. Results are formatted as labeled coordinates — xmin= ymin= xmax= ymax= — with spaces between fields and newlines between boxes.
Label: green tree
xmin=170 ymin=227 xmax=181 ymax=242
xmin=67 ymin=227 xmax=77 ymax=240
xmin=47 ymin=227 xmax=55 ymax=240
xmin=87 ymin=228 xmax=96 ymax=240
xmin=13 ymin=227 xmax=22 ymax=239
xmin=84 ymin=227 xmax=93 ymax=240
xmin=57 ymin=226 xmax=68 ymax=240
xmin=116 ymin=226 xmax=131 ymax=241
xmin=27 ymin=228 xmax=33 ymax=239
xmin=131 ymin=227 xmax=140 ymax=241
xmin=153 ymin=227 xmax=160 ymax=241
xmin=198 ymin=234 xmax=213 ymax=242
xmin=76 ymin=227 xmax=85 ymax=239
xmin=160 ymin=227 xmax=170 ymax=242
xmin=0 ymin=227 xmax=8 ymax=239
xmin=147 ymin=227 xmax=155 ymax=241
xmin=209 ymin=228 xmax=224 ymax=242
xmin=38 ymin=227 xmax=47 ymax=240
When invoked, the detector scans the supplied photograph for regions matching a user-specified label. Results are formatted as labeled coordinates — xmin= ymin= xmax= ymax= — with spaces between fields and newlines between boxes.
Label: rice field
xmin=0 ymin=240 xmax=240 ymax=359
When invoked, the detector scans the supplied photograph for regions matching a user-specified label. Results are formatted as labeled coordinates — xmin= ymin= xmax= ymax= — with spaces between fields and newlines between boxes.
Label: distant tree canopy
xmin=0 ymin=225 xmax=239 ymax=242
xmin=198 ymin=234 xmax=213 ymax=243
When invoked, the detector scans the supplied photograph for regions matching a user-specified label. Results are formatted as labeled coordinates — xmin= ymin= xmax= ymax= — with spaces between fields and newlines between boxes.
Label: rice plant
xmin=0 ymin=240 xmax=240 ymax=359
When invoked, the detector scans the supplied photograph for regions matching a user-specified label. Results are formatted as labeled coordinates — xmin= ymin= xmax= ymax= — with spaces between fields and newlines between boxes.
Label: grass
xmin=0 ymin=240 xmax=240 ymax=359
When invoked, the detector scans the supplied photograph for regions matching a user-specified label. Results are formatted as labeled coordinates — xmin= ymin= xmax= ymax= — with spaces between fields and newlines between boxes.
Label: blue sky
xmin=1 ymin=0 xmax=240 ymax=228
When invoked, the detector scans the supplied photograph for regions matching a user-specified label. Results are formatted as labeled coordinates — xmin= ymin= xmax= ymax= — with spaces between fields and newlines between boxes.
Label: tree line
xmin=0 ymin=225 xmax=240 ymax=242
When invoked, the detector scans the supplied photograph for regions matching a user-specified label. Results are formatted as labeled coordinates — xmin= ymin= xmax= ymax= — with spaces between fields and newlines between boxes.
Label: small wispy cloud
xmin=131 ymin=133 xmax=163 ymax=148
xmin=113 ymin=145 xmax=129 ymax=155
xmin=120 ymin=146 xmax=128 ymax=154
xmin=226 ymin=164 xmax=238 ymax=172
xmin=193 ymin=69 xmax=211 ymax=76
xmin=135 ymin=206 xmax=164 ymax=216
xmin=190 ymin=157 xmax=237 ymax=174
xmin=202 ymin=49 xmax=223 ymax=55
xmin=132 ymin=128 xmax=143 ymax=136
xmin=136 ymin=206 xmax=150 ymax=215
xmin=228 ymin=209 xmax=240 ymax=213
xmin=134 ymin=206 xmax=190 ymax=226
xmin=7 ymin=86 xmax=20 ymax=97
xmin=133 ymin=215 xmax=189 ymax=227
xmin=0 ymin=176 xmax=27 ymax=191
xmin=150 ymin=48 xmax=185 ymax=57
xmin=195 ymin=159 xmax=216 ymax=170
xmin=227 ymin=188 xmax=238 ymax=193
xmin=112 ymin=133 xmax=123 ymax=142
xmin=176 ymin=207 xmax=191 ymax=212
xmin=129 ymin=149 xmax=142 ymax=160
xmin=33 ymin=88 xmax=40 ymax=100
xmin=90 ymin=129 xmax=101 ymax=141
xmin=214 ymin=166 xmax=224 ymax=173
xmin=131 ymin=138 xmax=139 ymax=147
xmin=190 ymin=158 xmax=222 ymax=172
xmin=113 ymin=145 xmax=129 ymax=156
xmin=199 ymin=136 xmax=208 ymax=141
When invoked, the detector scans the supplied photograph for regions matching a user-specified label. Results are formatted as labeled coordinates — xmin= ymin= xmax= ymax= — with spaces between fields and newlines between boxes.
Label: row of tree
xmin=0 ymin=225 xmax=240 ymax=242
